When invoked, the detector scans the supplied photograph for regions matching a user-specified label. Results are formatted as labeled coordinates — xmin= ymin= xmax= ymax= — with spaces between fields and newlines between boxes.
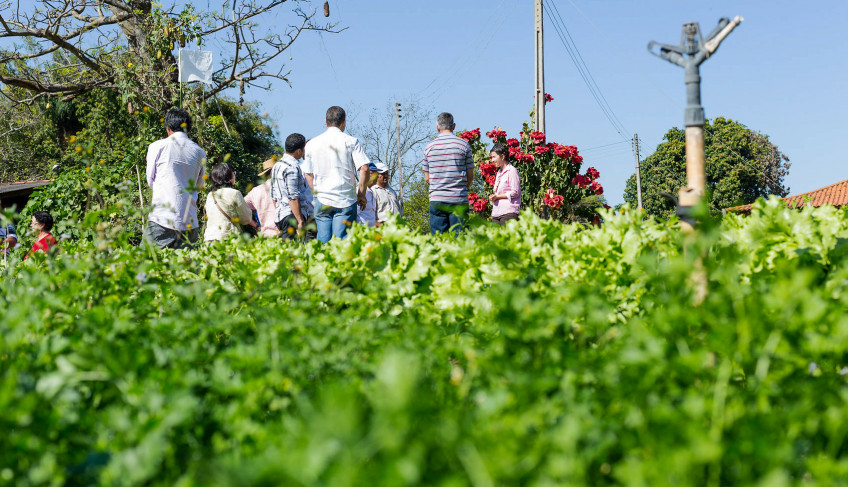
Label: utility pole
xmin=649 ymin=16 xmax=742 ymax=228
xmin=633 ymin=134 xmax=643 ymax=210
xmin=534 ymin=0 xmax=545 ymax=133
xmin=394 ymin=102 xmax=404 ymax=203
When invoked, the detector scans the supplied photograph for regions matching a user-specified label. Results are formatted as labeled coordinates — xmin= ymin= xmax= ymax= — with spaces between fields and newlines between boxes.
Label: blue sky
xmin=257 ymin=0 xmax=848 ymax=205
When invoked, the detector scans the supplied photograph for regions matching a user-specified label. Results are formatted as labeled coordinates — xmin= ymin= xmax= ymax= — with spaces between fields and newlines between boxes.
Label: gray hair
xmin=436 ymin=112 xmax=454 ymax=130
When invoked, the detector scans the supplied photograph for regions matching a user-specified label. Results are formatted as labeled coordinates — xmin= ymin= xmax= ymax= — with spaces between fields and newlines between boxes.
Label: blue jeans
xmin=429 ymin=201 xmax=468 ymax=235
xmin=315 ymin=200 xmax=358 ymax=243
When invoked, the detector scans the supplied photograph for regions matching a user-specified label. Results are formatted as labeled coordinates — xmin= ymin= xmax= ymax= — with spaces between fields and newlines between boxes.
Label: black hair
xmin=210 ymin=162 xmax=235 ymax=190
xmin=33 ymin=211 xmax=54 ymax=232
xmin=285 ymin=133 xmax=307 ymax=153
xmin=165 ymin=108 xmax=192 ymax=133
xmin=491 ymin=142 xmax=509 ymax=159
xmin=325 ymin=106 xmax=346 ymax=127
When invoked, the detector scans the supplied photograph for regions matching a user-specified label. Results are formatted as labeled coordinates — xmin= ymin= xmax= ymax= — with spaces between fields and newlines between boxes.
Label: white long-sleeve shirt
xmin=146 ymin=132 xmax=206 ymax=230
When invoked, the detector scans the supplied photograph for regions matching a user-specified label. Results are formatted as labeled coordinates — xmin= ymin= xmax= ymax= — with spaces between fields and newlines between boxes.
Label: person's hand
xmin=489 ymin=193 xmax=499 ymax=202
xmin=297 ymin=219 xmax=304 ymax=229
xmin=357 ymin=191 xmax=367 ymax=210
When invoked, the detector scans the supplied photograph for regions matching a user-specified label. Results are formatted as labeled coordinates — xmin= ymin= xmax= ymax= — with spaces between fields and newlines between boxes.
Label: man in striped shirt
xmin=422 ymin=112 xmax=474 ymax=234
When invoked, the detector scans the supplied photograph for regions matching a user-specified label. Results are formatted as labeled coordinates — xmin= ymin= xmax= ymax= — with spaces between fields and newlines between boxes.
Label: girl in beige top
xmin=204 ymin=163 xmax=254 ymax=242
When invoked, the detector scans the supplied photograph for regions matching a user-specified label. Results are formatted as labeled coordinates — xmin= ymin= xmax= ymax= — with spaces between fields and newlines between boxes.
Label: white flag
xmin=178 ymin=49 xmax=213 ymax=85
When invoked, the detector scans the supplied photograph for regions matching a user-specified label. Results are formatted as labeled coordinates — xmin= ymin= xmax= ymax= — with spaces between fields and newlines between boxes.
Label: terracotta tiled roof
xmin=727 ymin=179 xmax=848 ymax=213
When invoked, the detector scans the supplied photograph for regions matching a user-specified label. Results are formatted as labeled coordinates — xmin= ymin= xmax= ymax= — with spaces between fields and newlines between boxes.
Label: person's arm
xmin=465 ymin=143 xmax=474 ymax=190
xmin=505 ymin=168 xmax=520 ymax=201
xmin=357 ymin=164 xmax=370 ymax=210
xmin=4 ymin=223 xmax=17 ymax=248
xmin=145 ymin=142 xmax=158 ymax=186
xmin=289 ymin=199 xmax=304 ymax=228
xmin=235 ymin=192 xmax=253 ymax=225
xmin=304 ymin=173 xmax=314 ymax=191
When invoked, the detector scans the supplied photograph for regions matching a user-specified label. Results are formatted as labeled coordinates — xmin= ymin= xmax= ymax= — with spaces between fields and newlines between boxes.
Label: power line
xmin=549 ymin=0 xmax=630 ymax=137
xmin=415 ymin=0 xmax=511 ymax=102
xmin=543 ymin=2 xmax=629 ymax=141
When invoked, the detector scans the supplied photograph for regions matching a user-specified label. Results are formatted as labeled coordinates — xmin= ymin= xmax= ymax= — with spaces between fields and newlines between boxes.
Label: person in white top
xmin=203 ymin=163 xmax=253 ymax=242
xmin=372 ymin=167 xmax=403 ymax=226
xmin=302 ymin=106 xmax=371 ymax=242
xmin=144 ymin=108 xmax=206 ymax=249
xmin=356 ymin=162 xmax=384 ymax=227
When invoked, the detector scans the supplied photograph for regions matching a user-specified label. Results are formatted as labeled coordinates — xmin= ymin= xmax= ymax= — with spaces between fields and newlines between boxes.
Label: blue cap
xmin=368 ymin=161 xmax=389 ymax=173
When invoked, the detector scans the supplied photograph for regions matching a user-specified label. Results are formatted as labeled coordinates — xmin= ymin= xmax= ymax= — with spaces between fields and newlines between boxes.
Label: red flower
xmin=590 ymin=180 xmax=603 ymax=195
xmin=479 ymin=162 xmax=498 ymax=179
xmin=543 ymin=188 xmax=564 ymax=209
xmin=534 ymin=145 xmax=550 ymax=155
xmin=514 ymin=152 xmax=534 ymax=163
xmin=486 ymin=175 xmax=496 ymax=186
xmin=468 ymin=192 xmax=490 ymax=212
xmin=506 ymin=138 xmax=520 ymax=148
xmin=528 ymin=131 xmax=546 ymax=145
xmin=572 ymin=154 xmax=583 ymax=165
xmin=485 ymin=127 xmax=507 ymax=139
xmin=544 ymin=93 xmax=554 ymax=103
xmin=553 ymin=144 xmax=575 ymax=159
xmin=586 ymin=167 xmax=600 ymax=179
xmin=458 ymin=128 xmax=481 ymax=142
xmin=572 ymin=174 xmax=590 ymax=188
xmin=508 ymin=146 xmax=521 ymax=159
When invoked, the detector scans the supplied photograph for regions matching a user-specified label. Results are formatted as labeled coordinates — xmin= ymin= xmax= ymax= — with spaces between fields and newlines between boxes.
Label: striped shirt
xmin=270 ymin=154 xmax=314 ymax=224
xmin=422 ymin=132 xmax=474 ymax=204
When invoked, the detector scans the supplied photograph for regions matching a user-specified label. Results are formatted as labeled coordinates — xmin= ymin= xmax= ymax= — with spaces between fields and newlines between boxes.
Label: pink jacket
xmin=492 ymin=164 xmax=521 ymax=217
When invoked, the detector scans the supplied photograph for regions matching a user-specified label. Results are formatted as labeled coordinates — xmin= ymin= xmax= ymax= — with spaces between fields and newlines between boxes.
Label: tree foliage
xmin=0 ymin=0 xmax=341 ymax=107
xmin=624 ymin=117 xmax=791 ymax=218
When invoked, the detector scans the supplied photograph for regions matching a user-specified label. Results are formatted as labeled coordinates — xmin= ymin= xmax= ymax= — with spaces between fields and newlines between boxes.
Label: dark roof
xmin=0 ymin=180 xmax=53 ymax=197
xmin=727 ymin=179 xmax=848 ymax=213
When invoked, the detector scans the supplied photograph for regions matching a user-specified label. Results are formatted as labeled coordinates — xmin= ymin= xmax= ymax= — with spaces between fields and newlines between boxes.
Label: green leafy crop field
xmin=3 ymin=199 xmax=848 ymax=486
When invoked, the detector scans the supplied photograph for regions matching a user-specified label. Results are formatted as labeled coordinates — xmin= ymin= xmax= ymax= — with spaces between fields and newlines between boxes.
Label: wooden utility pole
xmin=394 ymin=102 xmax=403 ymax=203
xmin=633 ymin=134 xmax=643 ymax=210
xmin=534 ymin=0 xmax=545 ymax=133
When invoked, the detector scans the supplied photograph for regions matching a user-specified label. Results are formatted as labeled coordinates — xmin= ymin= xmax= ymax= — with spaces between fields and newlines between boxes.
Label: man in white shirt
xmin=302 ymin=106 xmax=371 ymax=242
xmin=144 ymin=108 xmax=206 ymax=249
xmin=371 ymin=167 xmax=403 ymax=226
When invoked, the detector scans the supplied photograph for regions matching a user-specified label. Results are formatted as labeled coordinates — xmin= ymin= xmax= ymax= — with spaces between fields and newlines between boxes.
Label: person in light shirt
xmin=244 ymin=158 xmax=280 ymax=237
xmin=488 ymin=143 xmax=521 ymax=225
xmin=371 ymin=166 xmax=402 ymax=226
xmin=144 ymin=108 xmax=206 ymax=249
xmin=356 ymin=161 xmax=390 ymax=227
xmin=203 ymin=163 xmax=253 ymax=242
xmin=302 ymin=106 xmax=371 ymax=242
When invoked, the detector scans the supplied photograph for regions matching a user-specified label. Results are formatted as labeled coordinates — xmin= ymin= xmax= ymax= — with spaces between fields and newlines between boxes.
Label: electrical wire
xmin=549 ymin=0 xmax=630 ymax=138
xmin=543 ymin=2 xmax=629 ymax=141
xmin=416 ymin=0 xmax=511 ymax=102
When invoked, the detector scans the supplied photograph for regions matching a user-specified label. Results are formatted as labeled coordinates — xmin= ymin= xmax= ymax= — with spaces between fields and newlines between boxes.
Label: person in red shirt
xmin=25 ymin=211 xmax=57 ymax=260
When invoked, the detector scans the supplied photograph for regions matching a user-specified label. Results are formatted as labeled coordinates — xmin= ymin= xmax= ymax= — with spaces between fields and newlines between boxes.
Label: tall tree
xmin=624 ymin=117 xmax=791 ymax=218
xmin=348 ymin=98 xmax=434 ymax=193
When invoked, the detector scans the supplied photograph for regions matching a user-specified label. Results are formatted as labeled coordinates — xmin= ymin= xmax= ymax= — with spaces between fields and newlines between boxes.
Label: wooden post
xmin=534 ymin=0 xmax=545 ymax=133
xmin=634 ymin=133 xmax=643 ymax=210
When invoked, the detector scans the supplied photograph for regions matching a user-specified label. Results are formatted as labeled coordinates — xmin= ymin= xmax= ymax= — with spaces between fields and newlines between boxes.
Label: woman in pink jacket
xmin=488 ymin=143 xmax=521 ymax=225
